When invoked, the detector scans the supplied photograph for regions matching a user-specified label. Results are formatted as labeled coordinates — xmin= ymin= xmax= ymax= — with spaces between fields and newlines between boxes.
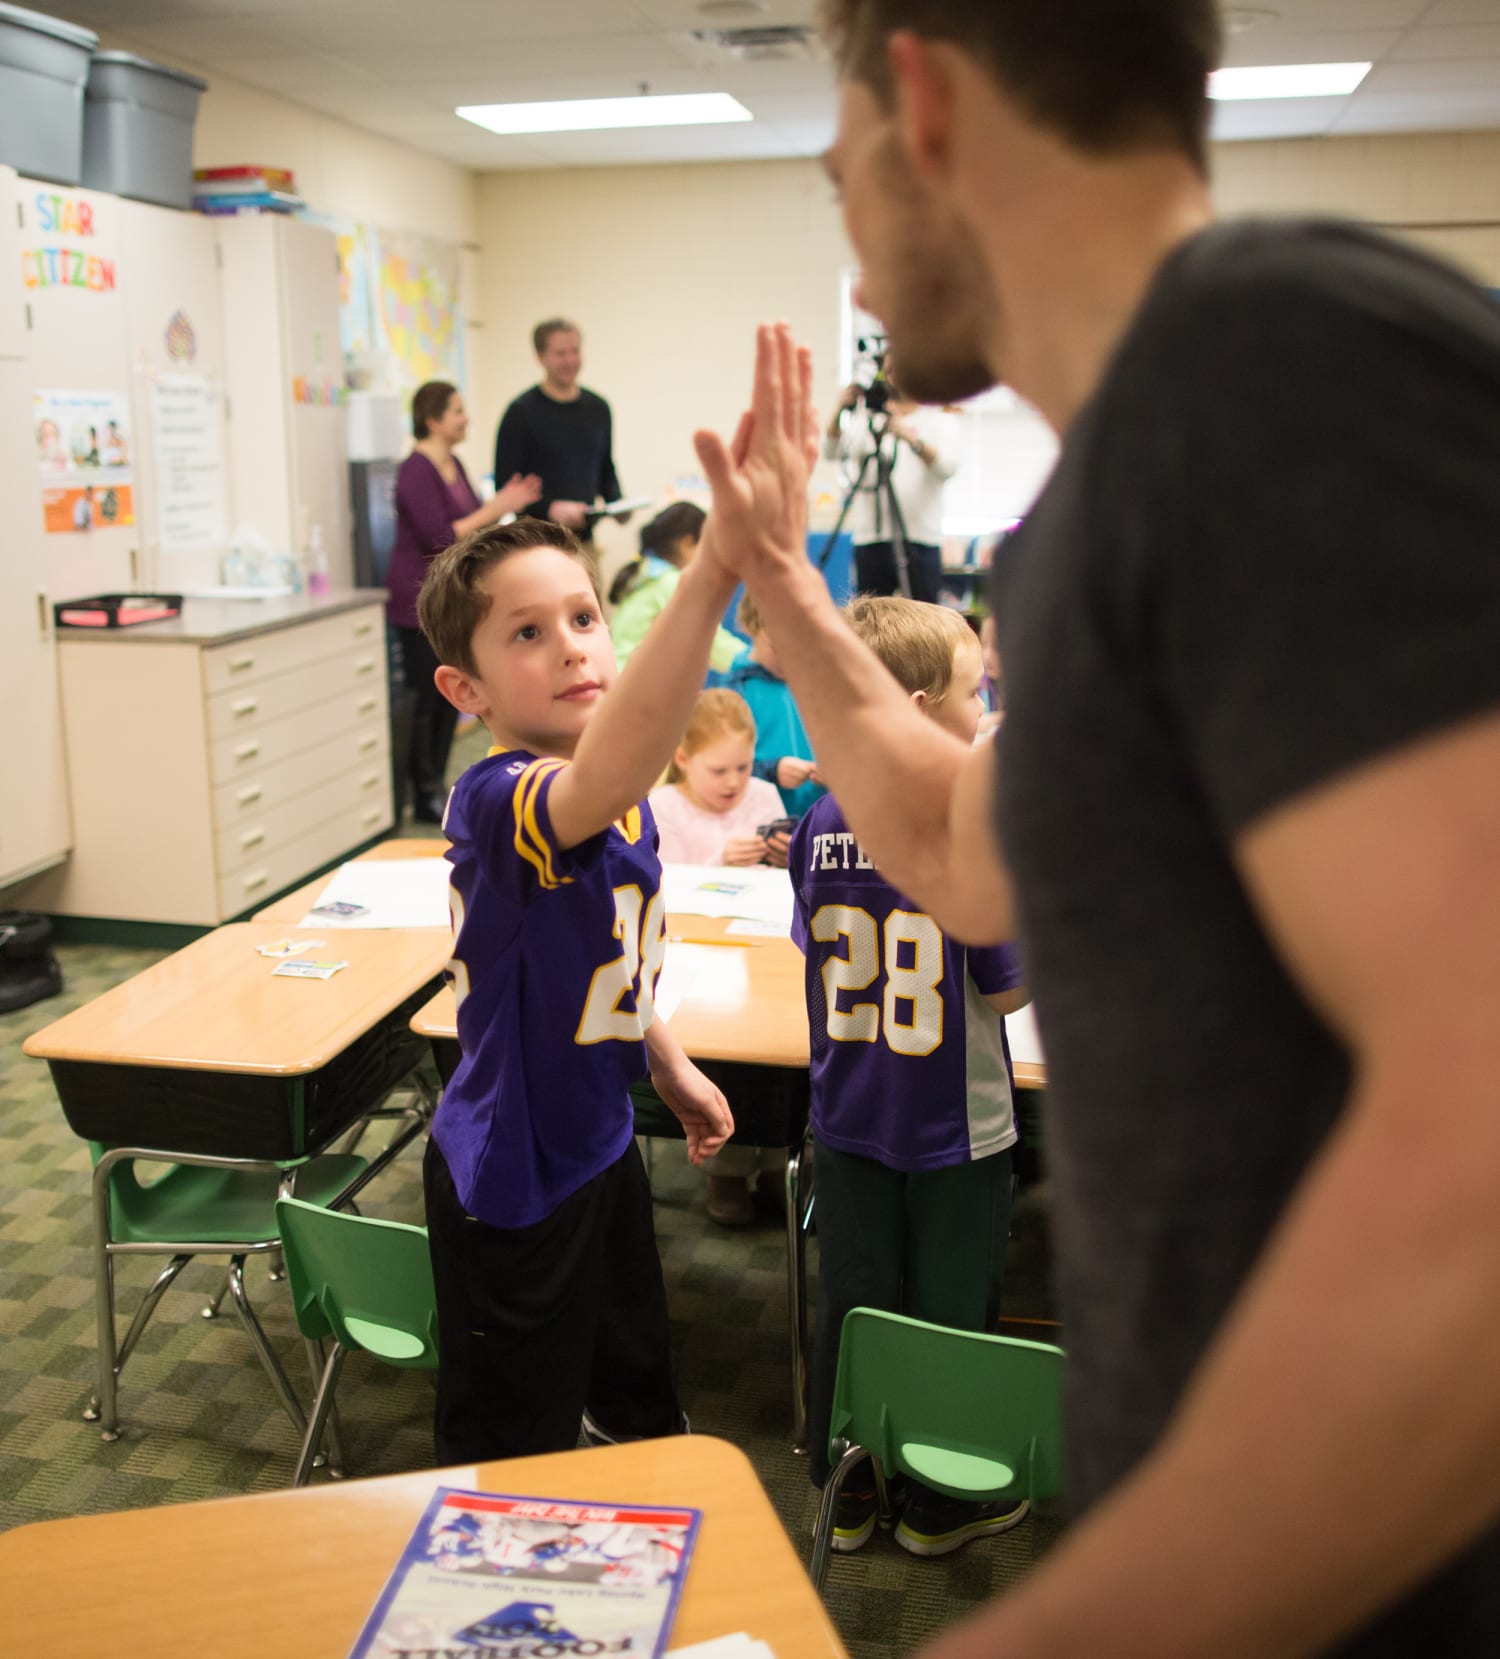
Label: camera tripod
xmin=817 ymin=402 xmax=916 ymax=599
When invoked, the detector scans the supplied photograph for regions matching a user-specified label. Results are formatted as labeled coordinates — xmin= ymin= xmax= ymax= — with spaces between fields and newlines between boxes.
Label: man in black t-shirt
xmin=493 ymin=318 xmax=625 ymax=540
xmin=689 ymin=3 xmax=1500 ymax=1656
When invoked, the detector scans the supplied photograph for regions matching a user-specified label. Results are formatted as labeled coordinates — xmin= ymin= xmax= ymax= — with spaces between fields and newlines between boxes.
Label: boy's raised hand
xmin=693 ymin=323 xmax=819 ymax=587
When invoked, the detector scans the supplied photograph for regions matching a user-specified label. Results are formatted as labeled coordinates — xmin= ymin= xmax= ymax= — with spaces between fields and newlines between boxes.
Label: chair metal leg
xmin=301 ymin=1337 xmax=344 ymax=1476
xmin=809 ymin=1441 xmax=870 ymax=1593
xmin=785 ymin=1141 xmax=808 ymax=1448
xmin=292 ymin=1343 xmax=348 ymax=1487
xmin=266 ymin=1247 xmax=285 ymax=1283
xmin=85 ymin=1161 xmax=121 ymax=1438
xmin=202 ymin=1274 xmax=230 ymax=1320
xmin=113 ymin=1253 xmax=192 ymax=1376
xmin=225 ymin=1256 xmax=307 ymax=1437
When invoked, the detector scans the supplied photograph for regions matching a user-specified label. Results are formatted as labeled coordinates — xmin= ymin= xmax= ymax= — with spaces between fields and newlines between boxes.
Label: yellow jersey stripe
xmin=513 ymin=757 xmax=571 ymax=890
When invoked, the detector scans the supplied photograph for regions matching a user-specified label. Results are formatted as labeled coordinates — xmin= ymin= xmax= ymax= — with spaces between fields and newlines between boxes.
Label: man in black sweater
xmin=493 ymin=319 xmax=624 ymax=540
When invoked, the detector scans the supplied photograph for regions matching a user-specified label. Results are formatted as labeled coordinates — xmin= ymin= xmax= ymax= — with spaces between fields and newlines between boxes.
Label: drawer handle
xmin=353 ymin=620 xmax=375 ymax=638
xmin=237 ymin=785 xmax=263 ymax=807
xmin=360 ymin=771 xmax=381 ymax=789
xmin=243 ymin=871 xmax=270 ymax=893
xmin=361 ymin=807 xmax=383 ymax=827
xmin=228 ymin=655 xmax=256 ymax=673
xmin=240 ymin=828 xmax=266 ymax=851
xmin=234 ymin=741 xmax=261 ymax=762
xmin=358 ymin=735 xmax=379 ymax=753
xmin=356 ymin=695 xmax=378 ymax=715
xmin=354 ymin=657 xmax=376 ymax=675
xmin=232 ymin=697 xmax=258 ymax=719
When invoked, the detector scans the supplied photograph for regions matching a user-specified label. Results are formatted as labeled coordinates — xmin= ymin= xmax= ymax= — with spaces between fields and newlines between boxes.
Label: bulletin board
xmin=332 ymin=220 xmax=467 ymax=398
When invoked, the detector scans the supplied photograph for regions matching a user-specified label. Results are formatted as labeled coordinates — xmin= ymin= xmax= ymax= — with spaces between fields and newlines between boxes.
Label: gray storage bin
xmin=82 ymin=51 xmax=206 ymax=210
xmin=0 ymin=3 xmax=97 ymax=186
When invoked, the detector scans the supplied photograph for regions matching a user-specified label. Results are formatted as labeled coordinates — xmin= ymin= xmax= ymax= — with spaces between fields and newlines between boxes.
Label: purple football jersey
xmin=790 ymin=794 xmax=1023 ymax=1172
xmin=434 ymin=749 xmax=666 ymax=1227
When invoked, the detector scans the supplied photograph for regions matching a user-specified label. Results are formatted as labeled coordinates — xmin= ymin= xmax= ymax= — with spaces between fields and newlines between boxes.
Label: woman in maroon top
xmin=389 ymin=380 xmax=540 ymax=821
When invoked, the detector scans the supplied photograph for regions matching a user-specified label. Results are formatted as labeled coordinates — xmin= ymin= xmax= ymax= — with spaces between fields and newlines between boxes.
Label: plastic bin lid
xmin=0 ymin=1 xmax=98 ymax=50
xmin=88 ymin=49 xmax=207 ymax=91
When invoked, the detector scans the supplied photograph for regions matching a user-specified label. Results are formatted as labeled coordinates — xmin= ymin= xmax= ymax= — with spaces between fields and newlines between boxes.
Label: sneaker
xmin=811 ymin=1488 xmax=878 ymax=1553
xmin=706 ymin=1175 xmax=755 ymax=1227
xmin=894 ymin=1494 xmax=1030 ymax=1557
xmin=581 ymin=1409 xmax=690 ymax=1448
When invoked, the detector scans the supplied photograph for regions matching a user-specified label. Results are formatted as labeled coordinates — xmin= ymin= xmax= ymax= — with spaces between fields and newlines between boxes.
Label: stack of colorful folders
xmin=192 ymin=165 xmax=305 ymax=215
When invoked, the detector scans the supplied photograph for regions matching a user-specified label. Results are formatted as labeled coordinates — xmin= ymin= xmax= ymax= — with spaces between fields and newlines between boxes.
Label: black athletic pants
xmin=853 ymin=539 xmax=942 ymax=603
xmin=424 ymin=1136 xmax=683 ymax=1464
xmin=395 ymin=624 xmax=459 ymax=807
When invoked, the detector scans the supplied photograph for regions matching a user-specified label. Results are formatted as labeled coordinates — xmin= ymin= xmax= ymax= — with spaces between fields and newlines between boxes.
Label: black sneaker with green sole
xmin=894 ymin=1495 xmax=1030 ymax=1557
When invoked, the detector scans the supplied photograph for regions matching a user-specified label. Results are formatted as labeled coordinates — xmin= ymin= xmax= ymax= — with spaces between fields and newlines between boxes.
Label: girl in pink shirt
xmin=650 ymin=690 xmax=790 ymax=868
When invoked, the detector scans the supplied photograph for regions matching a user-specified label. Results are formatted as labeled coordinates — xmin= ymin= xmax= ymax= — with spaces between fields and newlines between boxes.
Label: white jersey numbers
xmin=575 ymin=884 xmax=668 ymax=1046
xmin=811 ymin=904 xmax=945 ymax=1057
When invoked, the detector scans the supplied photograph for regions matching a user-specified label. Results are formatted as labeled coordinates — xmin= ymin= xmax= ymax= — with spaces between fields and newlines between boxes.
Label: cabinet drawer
xmin=216 ymin=762 xmax=393 ymax=875
xmin=207 ymin=649 xmax=385 ymax=743
xmin=212 ymin=722 xmax=389 ymax=833
xmin=208 ymin=686 xmax=389 ymax=787
xmin=202 ymin=606 xmax=385 ymax=696
xmin=216 ymin=798 xmax=395 ymax=920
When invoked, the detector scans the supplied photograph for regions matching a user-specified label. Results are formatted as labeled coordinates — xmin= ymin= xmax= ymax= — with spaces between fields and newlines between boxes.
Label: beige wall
xmin=475 ymin=159 xmax=852 ymax=582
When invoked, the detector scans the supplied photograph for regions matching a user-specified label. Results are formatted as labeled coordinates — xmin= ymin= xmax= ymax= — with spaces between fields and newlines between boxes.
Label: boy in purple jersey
xmin=413 ymin=505 xmax=750 ymax=1462
xmin=791 ymin=598 xmax=1032 ymax=1558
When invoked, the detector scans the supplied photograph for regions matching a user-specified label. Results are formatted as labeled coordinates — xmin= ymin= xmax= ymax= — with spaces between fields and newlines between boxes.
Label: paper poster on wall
xmin=326 ymin=218 xmax=466 ymax=397
xmin=151 ymin=373 xmax=227 ymax=553
xmin=34 ymin=388 xmax=135 ymax=534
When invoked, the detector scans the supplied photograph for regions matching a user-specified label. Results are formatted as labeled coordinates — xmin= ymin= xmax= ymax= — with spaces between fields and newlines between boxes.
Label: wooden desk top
xmin=0 ymin=1437 xmax=846 ymax=1659
xmin=24 ymin=923 xmax=452 ymax=1078
xmin=255 ymin=836 xmax=451 ymax=924
xmin=411 ymin=914 xmax=1046 ymax=1088
xmin=413 ymin=915 xmax=812 ymax=1071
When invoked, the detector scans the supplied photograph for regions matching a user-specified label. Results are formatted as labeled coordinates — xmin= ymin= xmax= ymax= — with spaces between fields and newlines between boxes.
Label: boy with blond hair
xmin=791 ymin=597 xmax=1030 ymax=1557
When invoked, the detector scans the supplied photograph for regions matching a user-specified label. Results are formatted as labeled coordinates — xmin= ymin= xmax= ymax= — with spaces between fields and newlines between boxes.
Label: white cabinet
xmin=217 ymin=215 xmax=351 ymax=585
xmin=0 ymin=356 xmax=73 ymax=888
xmin=16 ymin=178 xmax=140 ymax=601
xmin=17 ymin=595 xmax=393 ymax=925
xmin=118 ymin=198 xmax=234 ymax=594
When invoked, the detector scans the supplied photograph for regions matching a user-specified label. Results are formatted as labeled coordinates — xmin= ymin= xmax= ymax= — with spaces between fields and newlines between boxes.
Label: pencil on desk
xmin=667 ymin=935 xmax=761 ymax=948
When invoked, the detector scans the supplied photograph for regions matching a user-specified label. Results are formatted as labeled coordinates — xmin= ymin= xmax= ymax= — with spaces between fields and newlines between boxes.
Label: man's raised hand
xmin=693 ymin=323 xmax=818 ymax=584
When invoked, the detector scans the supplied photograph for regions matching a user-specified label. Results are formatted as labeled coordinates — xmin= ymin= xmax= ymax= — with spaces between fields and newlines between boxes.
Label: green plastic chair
xmin=274 ymin=1195 xmax=439 ymax=1486
xmin=85 ymin=1143 xmax=368 ymax=1446
xmin=809 ymin=1308 xmax=1066 ymax=1591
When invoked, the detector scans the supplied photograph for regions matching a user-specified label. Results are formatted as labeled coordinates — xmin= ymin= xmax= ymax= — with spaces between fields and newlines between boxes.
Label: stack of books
xmin=192 ymin=166 xmax=305 ymax=216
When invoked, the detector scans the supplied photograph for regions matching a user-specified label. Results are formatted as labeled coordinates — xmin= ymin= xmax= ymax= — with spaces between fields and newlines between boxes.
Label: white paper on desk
xmin=1004 ymin=1003 xmax=1046 ymax=1068
xmin=725 ymin=917 xmax=790 ymax=939
xmin=299 ymin=859 xmax=452 ymax=929
xmin=661 ymin=864 xmax=794 ymax=930
xmin=653 ymin=942 xmax=750 ymax=1028
xmin=669 ymin=1637 xmax=776 ymax=1659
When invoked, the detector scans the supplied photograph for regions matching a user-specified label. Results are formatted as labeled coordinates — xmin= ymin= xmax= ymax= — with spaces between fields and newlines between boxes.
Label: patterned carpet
xmin=0 ymin=722 xmax=1063 ymax=1658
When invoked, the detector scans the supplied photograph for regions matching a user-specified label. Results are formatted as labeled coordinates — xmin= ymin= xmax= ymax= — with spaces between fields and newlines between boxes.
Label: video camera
xmin=851 ymin=333 xmax=892 ymax=417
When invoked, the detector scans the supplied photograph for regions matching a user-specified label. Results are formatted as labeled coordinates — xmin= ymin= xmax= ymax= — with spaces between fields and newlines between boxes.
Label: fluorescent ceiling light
xmin=457 ymin=93 xmax=752 ymax=135
xmin=1209 ymin=62 xmax=1371 ymax=100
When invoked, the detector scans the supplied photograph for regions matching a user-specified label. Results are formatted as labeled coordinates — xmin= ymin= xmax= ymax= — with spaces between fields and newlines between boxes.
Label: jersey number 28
xmin=811 ymin=904 xmax=944 ymax=1057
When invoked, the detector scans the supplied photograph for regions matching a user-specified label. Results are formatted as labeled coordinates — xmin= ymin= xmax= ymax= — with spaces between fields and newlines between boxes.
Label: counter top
xmin=55 ymin=590 xmax=388 ymax=647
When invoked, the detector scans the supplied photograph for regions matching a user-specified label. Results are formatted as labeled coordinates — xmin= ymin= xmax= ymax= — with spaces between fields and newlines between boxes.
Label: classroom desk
xmin=23 ymin=922 xmax=452 ymax=1160
xmin=254 ymin=836 xmax=451 ymax=925
xmin=0 ymin=1435 xmax=847 ymax=1659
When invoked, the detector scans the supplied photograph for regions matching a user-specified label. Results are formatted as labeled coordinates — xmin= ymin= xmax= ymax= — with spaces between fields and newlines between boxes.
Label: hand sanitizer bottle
xmin=307 ymin=524 xmax=330 ymax=597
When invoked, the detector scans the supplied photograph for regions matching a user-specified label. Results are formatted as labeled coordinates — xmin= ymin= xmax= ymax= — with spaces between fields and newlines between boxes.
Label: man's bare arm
xmin=757 ymin=561 xmax=1015 ymax=942
xmin=919 ymin=706 xmax=1500 ymax=1659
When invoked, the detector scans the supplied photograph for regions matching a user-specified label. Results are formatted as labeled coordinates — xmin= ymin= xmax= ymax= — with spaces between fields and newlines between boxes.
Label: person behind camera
xmin=825 ymin=374 xmax=961 ymax=602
